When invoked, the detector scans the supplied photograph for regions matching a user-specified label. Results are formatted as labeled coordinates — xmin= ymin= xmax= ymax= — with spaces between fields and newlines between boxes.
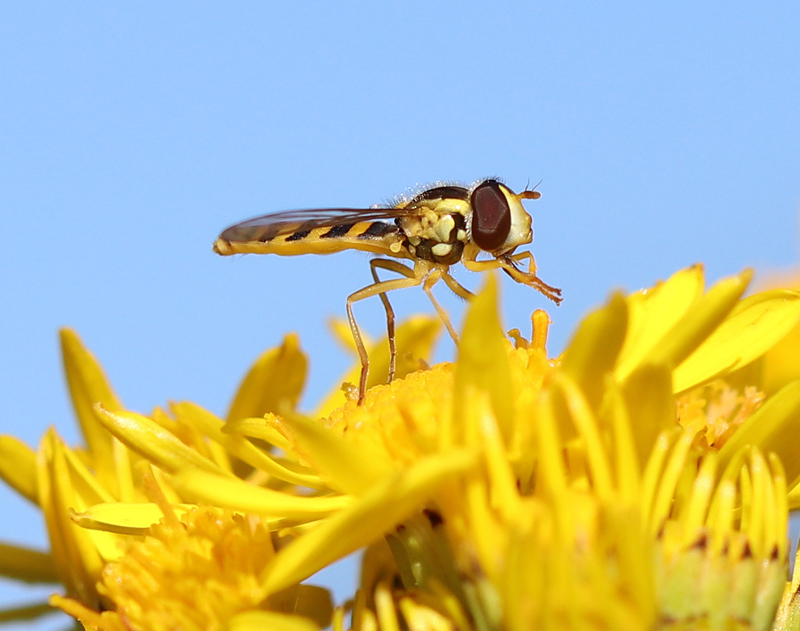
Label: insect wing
xmin=218 ymin=207 xmax=414 ymax=244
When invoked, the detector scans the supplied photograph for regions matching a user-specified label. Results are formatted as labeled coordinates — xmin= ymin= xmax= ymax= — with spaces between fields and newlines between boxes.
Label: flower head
xmin=2 ymin=266 xmax=800 ymax=631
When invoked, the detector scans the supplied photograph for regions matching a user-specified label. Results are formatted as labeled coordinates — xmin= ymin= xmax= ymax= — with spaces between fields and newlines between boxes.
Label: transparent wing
xmin=218 ymin=207 xmax=418 ymax=244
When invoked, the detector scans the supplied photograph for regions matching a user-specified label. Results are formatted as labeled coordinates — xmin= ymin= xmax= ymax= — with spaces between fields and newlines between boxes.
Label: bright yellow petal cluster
xmin=269 ymin=267 xmax=800 ymax=631
xmin=55 ymin=497 xmax=332 ymax=631
xmin=3 ymin=265 xmax=800 ymax=631
xmin=0 ymin=318 xmax=440 ymax=630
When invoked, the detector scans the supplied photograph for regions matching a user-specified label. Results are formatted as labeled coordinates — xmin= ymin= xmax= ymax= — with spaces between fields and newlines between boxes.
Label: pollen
xmin=677 ymin=379 xmax=766 ymax=449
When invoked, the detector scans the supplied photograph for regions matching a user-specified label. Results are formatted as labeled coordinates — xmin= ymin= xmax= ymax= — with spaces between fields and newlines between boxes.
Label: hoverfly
xmin=214 ymin=179 xmax=562 ymax=403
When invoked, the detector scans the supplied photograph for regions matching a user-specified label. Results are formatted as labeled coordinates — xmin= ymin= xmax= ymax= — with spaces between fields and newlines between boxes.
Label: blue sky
xmin=2 ymin=2 xmax=800 ymax=626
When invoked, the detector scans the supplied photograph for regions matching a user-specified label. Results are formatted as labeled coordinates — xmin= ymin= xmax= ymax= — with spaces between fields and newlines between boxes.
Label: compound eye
xmin=471 ymin=180 xmax=511 ymax=251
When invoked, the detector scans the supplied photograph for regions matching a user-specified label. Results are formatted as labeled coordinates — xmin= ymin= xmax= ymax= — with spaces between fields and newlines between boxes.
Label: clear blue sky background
xmin=2 ymin=2 xmax=800 ymax=628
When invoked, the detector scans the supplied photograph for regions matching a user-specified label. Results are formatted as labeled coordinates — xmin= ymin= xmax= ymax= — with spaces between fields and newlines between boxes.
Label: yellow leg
xmin=462 ymin=257 xmax=506 ymax=274
xmin=509 ymin=251 xmax=561 ymax=304
xmin=369 ymin=258 xmax=416 ymax=384
xmin=508 ymin=250 xmax=540 ymax=275
xmin=422 ymin=269 xmax=460 ymax=345
xmin=441 ymin=271 xmax=474 ymax=301
xmin=463 ymin=253 xmax=562 ymax=305
xmin=506 ymin=252 xmax=562 ymax=303
xmin=347 ymin=272 xmax=424 ymax=403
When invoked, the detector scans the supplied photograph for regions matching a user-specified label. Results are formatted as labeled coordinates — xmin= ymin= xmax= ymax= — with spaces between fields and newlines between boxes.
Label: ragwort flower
xmin=0 ymin=318 xmax=440 ymax=630
xmin=2 ymin=265 xmax=800 ymax=631
xmin=256 ymin=267 xmax=800 ymax=631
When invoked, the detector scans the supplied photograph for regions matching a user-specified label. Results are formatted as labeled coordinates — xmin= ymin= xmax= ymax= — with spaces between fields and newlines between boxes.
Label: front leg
xmin=505 ymin=252 xmax=562 ymax=304
xmin=463 ymin=252 xmax=562 ymax=305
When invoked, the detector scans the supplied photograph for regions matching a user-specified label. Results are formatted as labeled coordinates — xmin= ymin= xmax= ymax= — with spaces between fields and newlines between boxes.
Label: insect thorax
xmin=397 ymin=210 xmax=467 ymax=265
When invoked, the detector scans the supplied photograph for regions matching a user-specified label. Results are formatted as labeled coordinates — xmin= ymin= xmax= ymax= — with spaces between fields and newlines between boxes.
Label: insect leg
xmin=347 ymin=273 xmax=426 ymax=403
xmin=441 ymin=272 xmax=474 ymax=301
xmin=369 ymin=258 xmax=416 ymax=384
xmin=508 ymin=250 xmax=538 ymax=274
xmin=463 ymin=255 xmax=562 ymax=305
xmin=421 ymin=268 xmax=460 ymax=345
xmin=462 ymin=257 xmax=506 ymax=274
xmin=505 ymin=252 xmax=563 ymax=303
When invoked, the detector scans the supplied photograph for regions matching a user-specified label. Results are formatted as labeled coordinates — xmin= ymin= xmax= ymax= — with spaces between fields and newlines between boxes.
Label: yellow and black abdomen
xmin=213 ymin=219 xmax=408 ymax=258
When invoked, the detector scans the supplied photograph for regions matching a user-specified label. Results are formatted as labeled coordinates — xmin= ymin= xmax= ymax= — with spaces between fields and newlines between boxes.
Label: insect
xmin=214 ymin=179 xmax=562 ymax=403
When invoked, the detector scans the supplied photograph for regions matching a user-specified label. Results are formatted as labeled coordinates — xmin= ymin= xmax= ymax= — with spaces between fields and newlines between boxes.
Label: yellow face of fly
xmin=214 ymin=178 xmax=561 ymax=404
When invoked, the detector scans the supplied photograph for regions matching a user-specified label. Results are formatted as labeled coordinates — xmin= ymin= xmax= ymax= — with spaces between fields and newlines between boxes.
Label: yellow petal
xmin=268 ymin=584 xmax=334 ymax=630
xmin=562 ymin=292 xmax=628 ymax=409
xmin=260 ymin=450 xmax=479 ymax=596
xmin=170 ymin=469 xmax=352 ymax=518
xmin=375 ymin=582 xmax=402 ymax=631
xmin=631 ymin=270 xmax=752 ymax=378
xmin=616 ymin=265 xmax=705 ymax=380
xmin=673 ymin=289 xmax=800 ymax=393
xmin=40 ymin=432 xmax=124 ymax=568
xmin=398 ymin=592 xmax=459 ymax=631
xmin=71 ymin=502 xmax=194 ymax=536
xmin=476 ymin=388 xmax=524 ymax=519
xmin=93 ymin=405 xmax=232 ymax=477
xmin=59 ymin=439 xmax=115 ymax=505
xmin=173 ymin=402 xmax=322 ymax=488
xmin=762 ymin=297 xmax=800 ymax=395
xmin=532 ymin=389 xmax=569 ymax=498
xmin=621 ymin=363 xmax=675 ymax=469
xmin=0 ymin=436 xmax=38 ymax=504
xmin=600 ymin=378 xmax=641 ymax=504
xmin=787 ymin=482 xmax=800 ymax=510
xmin=60 ymin=329 xmax=121 ymax=481
xmin=226 ymin=333 xmax=308 ymax=421
xmin=0 ymin=542 xmax=57 ymax=583
xmin=275 ymin=412 xmax=395 ymax=496
xmin=224 ymin=416 xmax=291 ymax=451
xmin=228 ymin=611 xmax=321 ymax=631
xmin=36 ymin=431 xmax=103 ymax=603
xmin=552 ymin=373 xmax=614 ymax=502
xmin=0 ymin=602 xmax=55 ymax=624
xmin=766 ymin=453 xmax=788 ymax=561
xmin=454 ymin=274 xmax=514 ymax=447
xmin=316 ymin=316 xmax=441 ymax=417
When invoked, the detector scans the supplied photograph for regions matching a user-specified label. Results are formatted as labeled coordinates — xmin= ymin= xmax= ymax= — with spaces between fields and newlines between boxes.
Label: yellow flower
xmin=0 ymin=317 xmax=440 ymax=629
xmin=2 ymin=265 xmax=800 ymax=631
xmin=244 ymin=267 xmax=800 ymax=630
xmin=55 ymin=498 xmax=332 ymax=631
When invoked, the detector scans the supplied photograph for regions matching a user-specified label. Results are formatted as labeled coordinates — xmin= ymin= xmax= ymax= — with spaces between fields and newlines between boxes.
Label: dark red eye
xmin=471 ymin=180 xmax=511 ymax=251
